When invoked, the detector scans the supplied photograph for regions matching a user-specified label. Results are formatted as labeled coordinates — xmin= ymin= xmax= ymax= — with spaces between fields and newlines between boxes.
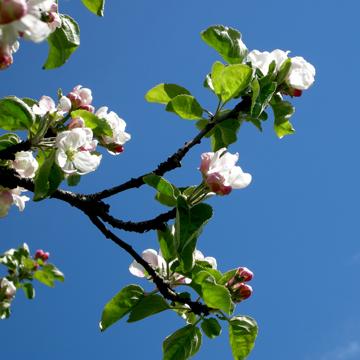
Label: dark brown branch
xmin=87 ymin=213 xmax=210 ymax=316
xmin=98 ymin=208 xmax=176 ymax=233
xmin=89 ymin=98 xmax=250 ymax=201
xmin=0 ymin=140 xmax=31 ymax=160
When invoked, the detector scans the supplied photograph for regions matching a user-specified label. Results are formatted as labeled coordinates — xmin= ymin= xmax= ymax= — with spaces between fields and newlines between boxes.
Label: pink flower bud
xmin=0 ymin=50 xmax=13 ymax=70
xmin=113 ymin=144 xmax=124 ymax=153
xmin=34 ymin=249 xmax=49 ymax=262
xmin=79 ymin=104 xmax=95 ymax=113
xmin=67 ymin=91 xmax=82 ymax=108
xmin=292 ymin=89 xmax=302 ymax=97
xmin=235 ymin=267 xmax=254 ymax=282
xmin=232 ymin=283 xmax=253 ymax=302
xmin=0 ymin=0 xmax=28 ymax=25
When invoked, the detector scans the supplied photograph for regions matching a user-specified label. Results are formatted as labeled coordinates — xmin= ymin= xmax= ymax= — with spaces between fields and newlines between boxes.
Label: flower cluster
xmin=226 ymin=267 xmax=254 ymax=303
xmin=0 ymin=0 xmax=61 ymax=69
xmin=0 ymin=277 xmax=16 ymax=319
xmin=200 ymin=147 xmax=252 ymax=196
xmin=246 ymin=49 xmax=315 ymax=95
xmin=129 ymin=249 xmax=217 ymax=285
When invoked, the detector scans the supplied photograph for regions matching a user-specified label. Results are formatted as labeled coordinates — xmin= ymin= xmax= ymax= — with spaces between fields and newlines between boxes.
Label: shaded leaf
xmin=271 ymin=100 xmax=295 ymax=138
xmin=127 ymin=294 xmax=170 ymax=322
xmin=166 ymin=95 xmax=203 ymax=120
xmin=100 ymin=285 xmax=144 ymax=331
xmin=163 ymin=325 xmax=202 ymax=360
xmin=0 ymin=97 xmax=34 ymax=131
xmin=229 ymin=316 xmax=258 ymax=360
xmin=43 ymin=15 xmax=80 ymax=69
xmin=201 ymin=318 xmax=222 ymax=339
xmin=157 ymin=226 xmax=177 ymax=263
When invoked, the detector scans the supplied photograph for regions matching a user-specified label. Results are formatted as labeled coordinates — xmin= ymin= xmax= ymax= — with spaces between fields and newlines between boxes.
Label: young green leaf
xmin=210 ymin=117 xmax=242 ymax=151
xmin=201 ymin=318 xmax=222 ymax=339
xmin=201 ymin=25 xmax=248 ymax=64
xmin=276 ymin=58 xmax=292 ymax=84
xmin=251 ymin=81 xmax=277 ymax=118
xmin=229 ymin=316 xmax=258 ymax=360
xmin=163 ymin=325 xmax=202 ymax=360
xmin=81 ymin=0 xmax=105 ymax=16
xmin=67 ymin=174 xmax=81 ymax=187
xmin=166 ymin=95 xmax=203 ymax=120
xmin=22 ymin=283 xmax=35 ymax=300
xmin=271 ymin=100 xmax=295 ymax=138
xmin=33 ymin=151 xmax=56 ymax=201
xmin=192 ymin=271 xmax=232 ymax=314
xmin=211 ymin=63 xmax=253 ymax=104
xmin=100 ymin=285 xmax=144 ymax=331
xmin=0 ymin=97 xmax=34 ymax=131
xmin=0 ymin=133 xmax=20 ymax=151
xmin=33 ymin=264 xmax=64 ymax=287
xmin=143 ymin=174 xmax=179 ymax=207
xmin=157 ymin=226 xmax=177 ymax=263
xmin=127 ymin=294 xmax=170 ymax=322
xmin=145 ymin=83 xmax=191 ymax=105
xmin=176 ymin=197 xmax=213 ymax=272
xmin=43 ymin=15 xmax=80 ymax=69
xmin=71 ymin=109 xmax=112 ymax=137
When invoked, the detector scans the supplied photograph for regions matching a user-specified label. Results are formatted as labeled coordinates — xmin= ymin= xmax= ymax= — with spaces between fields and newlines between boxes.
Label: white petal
xmin=73 ymin=152 xmax=101 ymax=175
xmin=129 ymin=261 xmax=146 ymax=277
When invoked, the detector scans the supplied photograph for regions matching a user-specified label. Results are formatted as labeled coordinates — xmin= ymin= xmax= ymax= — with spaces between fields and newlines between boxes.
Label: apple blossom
xmin=32 ymin=95 xmax=56 ymax=116
xmin=0 ymin=0 xmax=52 ymax=48
xmin=129 ymin=249 xmax=167 ymax=278
xmin=44 ymin=2 xmax=61 ymax=32
xmin=246 ymin=49 xmax=288 ymax=76
xmin=57 ymin=96 xmax=72 ymax=114
xmin=68 ymin=116 xmax=85 ymax=129
xmin=226 ymin=267 xmax=254 ymax=289
xmin=200 ymin=148 xmax=252 ymax=195
xmin=67 ymin=85 xmax=93 ymax=110
xmin=34 ymin=249 xmax=49 ymax=262
xmin=12 ymin=151 xmax=38 ymax=178
xmin=286 ymin=56 xmax=315 ymax=90
xmin=0 ymin=186 xmax=29 ymax=217
xmin=0 ymin=277 xmax=16 ymax=299
xmin=194 ymin=249 xmax=217 ymax=269
xmin=95 ymin=106 xmax=131 ymax=155
xmin=55 ymin=127 xmax=101 ymax=175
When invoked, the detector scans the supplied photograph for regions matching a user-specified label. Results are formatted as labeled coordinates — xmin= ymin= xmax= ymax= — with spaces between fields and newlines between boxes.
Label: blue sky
xmin=1 ymin=0 xmax=360 ymax=359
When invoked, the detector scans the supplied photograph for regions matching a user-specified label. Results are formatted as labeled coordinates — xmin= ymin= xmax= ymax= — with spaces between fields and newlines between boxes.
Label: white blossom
xmin=286 ymin=56 xmax=316 ymax=90
xmin=95 ymin=106 xmax=131 ymax=155
xmin=0 ymin=186 xmax=29 ymax=217
xmin=129 ymin=249 xmax=167 ymax=278
xmin=0 ymin=278 xmax=16 ymax=299
xmin=200 ymin=148 xmax=252 ymax=195
xmin=12 ymin=151 xmax=38 ymax=178
xmin=55 ymin=127 xmax=101 ymax=175
xmin=32 ymin=95 xmax=56 ymax=116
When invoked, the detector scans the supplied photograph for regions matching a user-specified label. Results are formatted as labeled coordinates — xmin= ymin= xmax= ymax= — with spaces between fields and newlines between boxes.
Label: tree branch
xmin=87 ymin=213 xmax=210 ymax=316
xmin=0 ymin=140 xmax=31 ymax=160
xmin=88 ymin=97 xmax=250 ymax=201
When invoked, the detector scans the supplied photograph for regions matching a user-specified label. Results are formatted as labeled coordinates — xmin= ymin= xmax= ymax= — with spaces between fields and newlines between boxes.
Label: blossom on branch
xmin=200 ymin=147 xmax=252 ymax=195
xmin=55 ymin=127 xmax=101 ymax=175
xmin=95 ymin=106 xmax=131 ymax=155
xmin=0 ymin=186 xmax=29 ymax=217
xmin=67 ymin=85 xmax=94 ymax=112
xmin=12 ymin=150 xmax=38 ymax=178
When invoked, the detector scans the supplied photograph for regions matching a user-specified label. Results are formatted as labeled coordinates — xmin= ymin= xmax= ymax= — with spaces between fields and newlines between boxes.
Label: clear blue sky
xmin=1 ymin=1 xmax=360 ymax=359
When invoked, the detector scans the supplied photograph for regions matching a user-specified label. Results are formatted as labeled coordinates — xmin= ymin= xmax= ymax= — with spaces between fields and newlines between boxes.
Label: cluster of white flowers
xmin=129 ymin=248 xmax=217 ymax=284
xmin=246 ymin=49 xmax=315 ymax=92
xmin=0 ymin=277 xmax=16 ymax=317
xmin=200 ymin=147 xmax=252 ymax=195
xmin=0 ymin=0 xmax=61 ymax=69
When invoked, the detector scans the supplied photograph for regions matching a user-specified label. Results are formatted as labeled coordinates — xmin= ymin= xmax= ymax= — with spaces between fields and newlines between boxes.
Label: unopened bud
xmin=68 ymin=117 xmax=85 ymax=129
xmin=232 ymin=282 xmax=253 ymax=302
xmin=79 ymin=104 xmax=95 ymax=113
xmin=0 ymin=52 xmax=13 ymax=70
xmin=0 ymin=0 xmax=27 ymax=25
xmin=34 ymin=249 xmax=50 ymax=262
xmin=235 ymin=267 xmax=253 ymax=282
xmin=292 ymin=89 xmax=302 ymax=97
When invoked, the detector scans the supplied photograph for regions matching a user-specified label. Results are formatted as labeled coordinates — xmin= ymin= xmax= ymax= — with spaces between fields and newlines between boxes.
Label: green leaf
xmin=145 ymin=84 xmax=191 ymax=105
xmin=251 ymin=81 xmax=277 ymax=118
xmin=163 ymin=325 xmax=202 ymax=360
xmin=48 ymin=162 xmax=64 ymax=195
xmin=33 ymin=264 xmax=64 ymax=287
xmin=0 ymin=97 xmax=34 ymax=131
xmin=201 ymin=318 xmax=222 ymax=339
xmin=276 ymin=58 xmax=292 ymax=84
xmin=211 ymin=63 xmax=253 ymax=104
xmin=166 ymin=95 xmax=203 ymax=120
xmin=201 ymin=25 xmax=248 ymax=64
xmin=271 ymin=100 xmax=295 ymax=138
xmin=127 ymin=294 xmax=170 ymax=322
xmin=33 ymin=150 xmax=56 ymax=201
xmin=99 ymin=285 xmax=144 ymax=331
xmin=192 ymin=271 xmax=232 ymax=314
xmin=67 ymin=174 xmax=81 ymax=187
xmin=250 ymin=78 xmax=260 ymax=114
xmin=22 ymin=283 xmax=35 ymax=299
xmin=176 ymin=197 xmax=213 ymax=272
xmin=157 ymin=226 xmax=177 ymax=263
xmin=143 ymin=174 xmax=179 ymax=207
xmin=43 ymin=15 xmax=80 ymax=69
xmin=210 ymin=117 xmax=242 ymax=151
xmin=229 ymin=316 xmax=258 ymax=360
xmin=81 ymin=0 xmax=105 ymax=16
xmin=218 ymin=269 xmax=237 ymax=286
xmin=71 ymin=109 xmax=112 ymax=137
xmin=0 ymin=133 xmax=20 ymax=151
